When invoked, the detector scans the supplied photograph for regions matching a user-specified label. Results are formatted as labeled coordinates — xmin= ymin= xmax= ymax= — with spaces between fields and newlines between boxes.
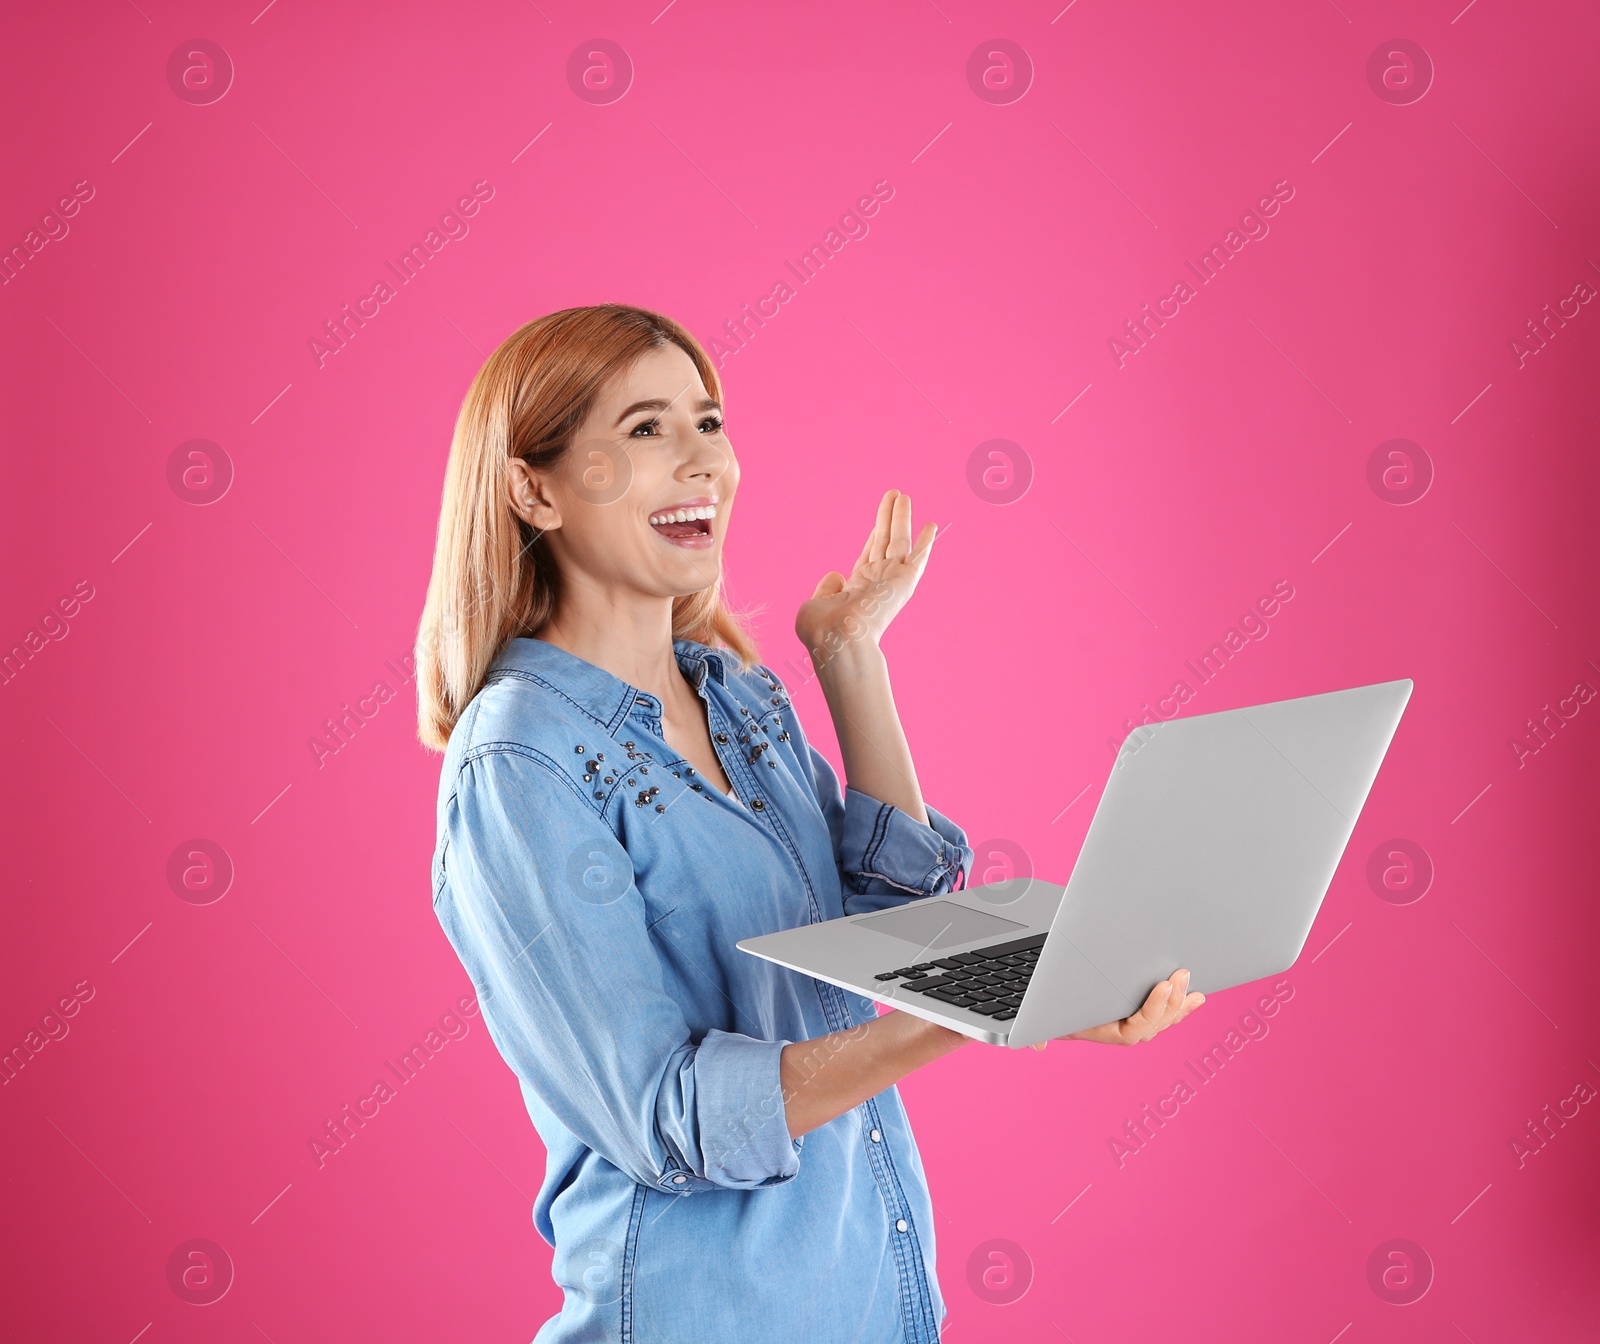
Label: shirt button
xmin=672 ymin=1174 xmax=687 ymax=1184
xmin=870 ymin=1128 xmax=882 ymax=1143
xmin=895 ymin=1218 xmax=908 ymax=1233
xmin=751 ymin=799 xmax=765 ymax=811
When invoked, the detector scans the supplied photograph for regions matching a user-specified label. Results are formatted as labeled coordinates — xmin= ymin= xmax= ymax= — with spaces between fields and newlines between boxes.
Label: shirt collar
xmin=486 ymin=635 xmax=732 ymax=730
xmin=678 ymin=638 xmax=731 ymax=687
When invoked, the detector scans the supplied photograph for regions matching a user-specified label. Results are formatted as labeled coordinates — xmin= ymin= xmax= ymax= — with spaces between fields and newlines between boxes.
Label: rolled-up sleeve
xmin=434 ymin=746 xmax=801 ymax=1195
xmin=839 ymin=784 xmax=973 ymax=902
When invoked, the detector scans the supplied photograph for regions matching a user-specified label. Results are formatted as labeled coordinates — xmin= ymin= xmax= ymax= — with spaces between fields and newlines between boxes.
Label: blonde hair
xmin=415 ymin=304 xmax=760 ymax=752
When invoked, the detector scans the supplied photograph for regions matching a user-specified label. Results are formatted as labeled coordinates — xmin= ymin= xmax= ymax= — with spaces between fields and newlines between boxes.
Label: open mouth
xmin=649 ymin=503 xmax=717 ymax=548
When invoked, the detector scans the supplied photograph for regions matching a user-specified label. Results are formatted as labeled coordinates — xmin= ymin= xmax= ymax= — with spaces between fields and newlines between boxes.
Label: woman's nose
xmin=682 ymin=435 xmax=730 ymax=478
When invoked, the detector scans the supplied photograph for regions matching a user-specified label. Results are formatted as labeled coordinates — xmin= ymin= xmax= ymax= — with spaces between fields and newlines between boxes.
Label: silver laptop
xmin=738 ymin=678 xmax=1413 ymax=1049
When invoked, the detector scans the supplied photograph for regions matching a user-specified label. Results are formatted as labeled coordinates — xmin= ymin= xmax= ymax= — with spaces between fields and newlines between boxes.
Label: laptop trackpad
xmin=854 ymin=901 xmax=1027 ymax=950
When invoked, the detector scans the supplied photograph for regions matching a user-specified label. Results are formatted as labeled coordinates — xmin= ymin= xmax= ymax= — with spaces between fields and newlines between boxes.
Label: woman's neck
xmin=534 ymin=601 xmax=692 ymax=709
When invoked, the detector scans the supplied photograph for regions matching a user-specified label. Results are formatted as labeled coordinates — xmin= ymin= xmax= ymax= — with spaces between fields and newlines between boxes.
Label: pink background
xmin=4 ymin=1 xmax=1598 ymax=1339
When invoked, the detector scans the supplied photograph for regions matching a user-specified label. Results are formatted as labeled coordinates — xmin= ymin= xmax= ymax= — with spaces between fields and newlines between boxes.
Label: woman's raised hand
xmin=794 ymin=489 xmax=937 ymax=664
xmin=1029 ymin=969 xmax=1206 ymax=1051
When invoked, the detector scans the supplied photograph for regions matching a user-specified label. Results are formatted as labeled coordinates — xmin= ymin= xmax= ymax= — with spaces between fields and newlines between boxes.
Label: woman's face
xmin=513 ymin=342 xmax=739 ymax=600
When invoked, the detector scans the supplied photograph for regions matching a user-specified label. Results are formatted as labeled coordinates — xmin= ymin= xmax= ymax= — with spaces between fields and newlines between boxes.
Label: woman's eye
xmin=629 ymin=415 xmax=722 ymax=437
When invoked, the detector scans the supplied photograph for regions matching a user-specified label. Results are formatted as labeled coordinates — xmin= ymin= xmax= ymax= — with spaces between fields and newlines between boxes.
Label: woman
xmin=416 ymin=304 xmax=1204 ymax=1342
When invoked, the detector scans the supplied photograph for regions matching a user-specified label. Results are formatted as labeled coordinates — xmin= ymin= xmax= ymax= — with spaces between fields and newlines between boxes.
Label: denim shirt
xmin=431 ymin=635 xmax=975 ymax=1343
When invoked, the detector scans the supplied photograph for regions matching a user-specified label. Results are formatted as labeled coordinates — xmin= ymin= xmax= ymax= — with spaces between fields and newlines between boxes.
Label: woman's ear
xmin=507 ymin=458 xmax=559 ymax=531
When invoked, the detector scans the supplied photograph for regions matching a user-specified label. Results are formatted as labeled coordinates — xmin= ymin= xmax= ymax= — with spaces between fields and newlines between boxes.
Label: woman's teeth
xmin=649 ymin=505 xmax=717 ymax=525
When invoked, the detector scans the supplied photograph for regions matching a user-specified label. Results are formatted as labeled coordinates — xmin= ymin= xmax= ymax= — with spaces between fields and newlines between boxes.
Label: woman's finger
xmin=1148 ymin=976 xmax=1181 ymax=1036
xmin=851 ymin=491 xmax=892 ymax=574
xmin=1132 ymin=978 xmax=1173 ymax=1041
xmin=1147 ymin=974 xmax=1197 ymax=1039
xmin=886 ymin=492 xmax=912 ymax=562
xmin=810 ymin=571 xmax=846 ymax=601
xmin=866 ymin=489 xmax=896 ymax=565
xmin=1165 ymin=970 xmax=1191 ymax=1022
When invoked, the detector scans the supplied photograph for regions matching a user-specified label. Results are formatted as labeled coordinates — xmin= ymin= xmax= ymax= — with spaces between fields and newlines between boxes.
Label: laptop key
xmin=874 ymin=971 xmax=905 ymax=981
xmin=969 ymin=1002 xmax=1010 ymax=1016
xmin=925 ymin=988 xmax=977 ymax=1005
xmin=993 ymin=1008 xmax=1018 ymax=1019
xmin=902 ymin=975 xmax=953 ymax=993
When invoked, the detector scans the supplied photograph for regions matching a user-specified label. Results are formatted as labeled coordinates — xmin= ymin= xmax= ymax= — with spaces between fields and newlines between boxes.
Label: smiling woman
xmin=415 ymin=305 xmax=756 ymax=751
xmin=411 ymin=303 xmax=1198 ymax=1343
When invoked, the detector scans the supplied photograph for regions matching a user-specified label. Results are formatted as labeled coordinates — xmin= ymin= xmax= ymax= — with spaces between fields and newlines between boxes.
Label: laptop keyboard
xmin=872 ymin=933 xmax=1046 ymax=1021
